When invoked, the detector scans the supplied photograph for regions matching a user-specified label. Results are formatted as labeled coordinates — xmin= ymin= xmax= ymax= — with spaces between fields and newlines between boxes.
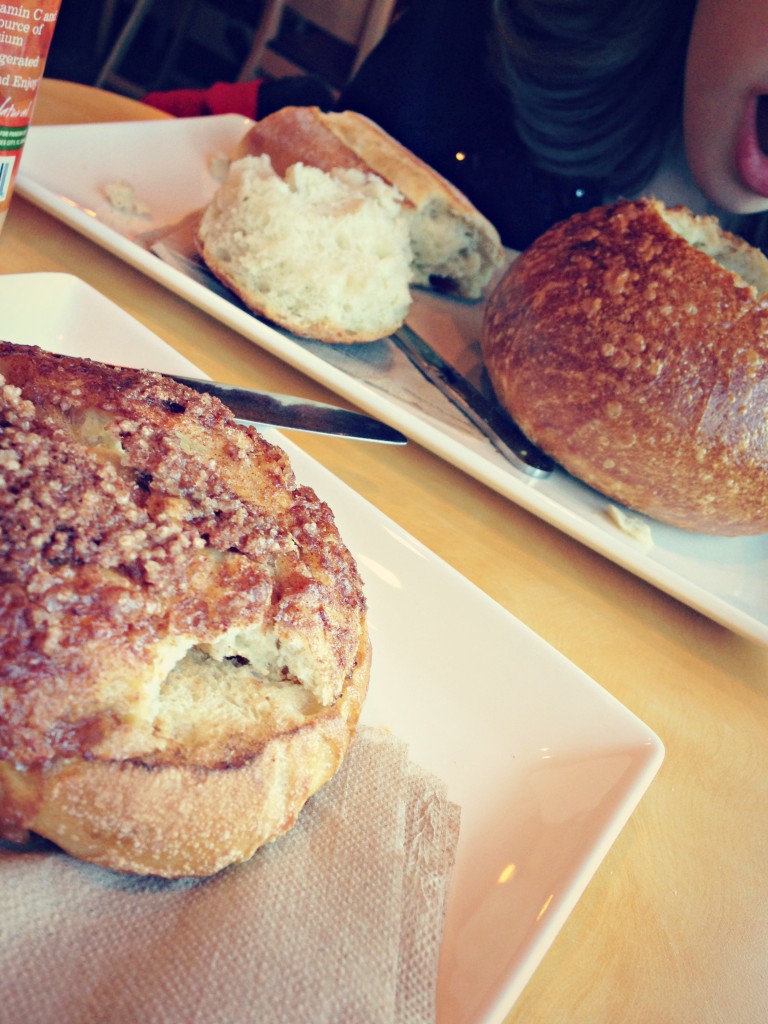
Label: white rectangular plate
xmin=0 ymin=272 xmax=663 ymax=1023
xmin=17 ymin=116 xmax=766 ymax=647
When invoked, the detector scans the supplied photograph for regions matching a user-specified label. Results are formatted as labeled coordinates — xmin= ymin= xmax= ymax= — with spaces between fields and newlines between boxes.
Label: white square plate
xmin=16 ymin=116 xmax=768 ymax=645
xmin=0 ymin=271 xmax=663 ymax=1023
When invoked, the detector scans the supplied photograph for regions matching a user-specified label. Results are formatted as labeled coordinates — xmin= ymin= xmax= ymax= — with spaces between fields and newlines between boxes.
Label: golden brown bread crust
xmin=0 ymin=343 xmax=369 ymax=874
xmin=234 ymin=105 xmax=373 ymax=179
xmin=235 ymin=105 xmax=479 ymax=219
xmin=482 ymin=199 xmax=768 ymax=535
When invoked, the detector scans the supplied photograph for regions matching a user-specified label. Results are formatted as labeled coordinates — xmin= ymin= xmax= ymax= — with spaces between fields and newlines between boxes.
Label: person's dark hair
xmin=491 ymin=0 xmax=698 ymax=195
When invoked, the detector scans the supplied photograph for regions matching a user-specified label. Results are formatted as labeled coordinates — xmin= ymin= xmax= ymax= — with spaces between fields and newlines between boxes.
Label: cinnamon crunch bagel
xmin=0 ymin=343 xmax=369 ymax=876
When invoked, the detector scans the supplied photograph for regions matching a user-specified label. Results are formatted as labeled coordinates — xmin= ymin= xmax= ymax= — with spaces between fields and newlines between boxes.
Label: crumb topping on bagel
xmin=0 ymin=344 xmax=366 ymax=769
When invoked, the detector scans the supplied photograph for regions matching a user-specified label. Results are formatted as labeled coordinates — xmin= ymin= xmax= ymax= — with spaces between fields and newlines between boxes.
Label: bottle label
xmin=0 ymin=1 xmax=61 ymax=219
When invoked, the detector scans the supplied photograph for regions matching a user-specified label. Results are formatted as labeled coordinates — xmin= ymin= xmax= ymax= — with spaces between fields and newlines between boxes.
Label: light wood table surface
xmin=6 ymin=78 xmax=768 ymax=1024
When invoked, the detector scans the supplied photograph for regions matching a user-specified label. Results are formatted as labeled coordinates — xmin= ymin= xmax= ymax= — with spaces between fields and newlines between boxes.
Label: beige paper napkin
xmin=0 ymin=727 xmax=459 ymax=1024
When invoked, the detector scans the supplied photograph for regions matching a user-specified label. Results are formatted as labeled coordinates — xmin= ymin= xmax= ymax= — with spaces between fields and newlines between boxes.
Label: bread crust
xmin=482 ymin=199 xmax=768 ymax=535
xmin=0 ymin=343 xmax=369 ymax=874
xmin=236 ymin=105 xmax=481 ymax=223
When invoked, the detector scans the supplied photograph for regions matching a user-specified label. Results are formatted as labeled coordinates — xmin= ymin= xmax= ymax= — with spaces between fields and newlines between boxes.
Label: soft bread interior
xmin=232 ymin=106 xmax=504 ymax=304
xmin=324 ymin=108 xmax=503 ymax=298
xmin=658 ymin=203 xmax=768 ymax=296
xmin=407 ymin=196 xmax=497 ymax=296
xmin=95 ymin=642 xmax=330 ymax=766
xmin=197 ymin=154 xmax=412 ymax=341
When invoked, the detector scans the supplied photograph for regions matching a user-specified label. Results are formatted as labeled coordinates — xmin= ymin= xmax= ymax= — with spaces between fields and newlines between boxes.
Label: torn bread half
xmin=197 ymin=153 xmax=413 ymax=343
xmin=235 ymin=106 xmax=503 ymax=300
xmin=195 ymin=106 xmax=505 ymax=343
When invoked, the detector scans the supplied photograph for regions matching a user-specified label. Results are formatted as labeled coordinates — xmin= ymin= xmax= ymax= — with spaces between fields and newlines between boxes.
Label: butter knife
xmin=170 ymin=374 xmax=407 ymax=445
xmin=390 ymin=325 xmax=554 ymax=477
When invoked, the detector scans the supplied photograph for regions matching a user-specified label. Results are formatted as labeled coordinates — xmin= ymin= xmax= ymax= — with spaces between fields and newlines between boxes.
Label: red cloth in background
xmin=143 ymin=79 xmax=263 ymax=119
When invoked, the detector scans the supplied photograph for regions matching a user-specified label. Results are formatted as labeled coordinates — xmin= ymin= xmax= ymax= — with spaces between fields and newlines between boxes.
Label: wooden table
xmin=7 ymin=78 xmax=768 ymax=1024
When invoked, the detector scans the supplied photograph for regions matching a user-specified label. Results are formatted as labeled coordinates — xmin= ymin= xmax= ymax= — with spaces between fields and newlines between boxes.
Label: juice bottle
xmin=0 ymin=0 xmax=62 ymax=234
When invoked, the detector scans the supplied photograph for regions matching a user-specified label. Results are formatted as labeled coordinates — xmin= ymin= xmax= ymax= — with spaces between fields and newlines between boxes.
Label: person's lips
xmin=735 ymin=92 xmax=768 ymax=198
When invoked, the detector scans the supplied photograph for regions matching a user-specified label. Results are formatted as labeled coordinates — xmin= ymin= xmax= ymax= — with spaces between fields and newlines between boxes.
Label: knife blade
xmin=390 ymin=325 xmax=554 ymax=477
xmin=170 ymin=374 xmax=407 ymax=445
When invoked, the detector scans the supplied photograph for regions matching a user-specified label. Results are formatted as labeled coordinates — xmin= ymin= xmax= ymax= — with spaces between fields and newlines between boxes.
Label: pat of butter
xmin=605 ymin=504 xmax=654 ymax=549
xmin=103 ymin=180 xmax=151 ymax=218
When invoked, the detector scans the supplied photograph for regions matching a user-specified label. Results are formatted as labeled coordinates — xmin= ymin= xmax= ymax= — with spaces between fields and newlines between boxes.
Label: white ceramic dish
xmin=17 ymin=116 xmax=767 ymax=647
xmin=0 ymin=272 xmax=664 ymax=1023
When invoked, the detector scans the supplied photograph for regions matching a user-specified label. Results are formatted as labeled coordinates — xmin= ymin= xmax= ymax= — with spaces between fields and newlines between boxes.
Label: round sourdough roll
xmin=0 ymin=343 xmax=370 ymax=876
xmin=231 ymin=105 xmax=504 ymax=300
xmin=482 ymin=198 xmax=768 ymax=535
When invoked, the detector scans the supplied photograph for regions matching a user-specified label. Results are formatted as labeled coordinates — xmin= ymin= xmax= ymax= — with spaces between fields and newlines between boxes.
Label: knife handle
xmin=391 ymin=326 xmax=554 ymax=478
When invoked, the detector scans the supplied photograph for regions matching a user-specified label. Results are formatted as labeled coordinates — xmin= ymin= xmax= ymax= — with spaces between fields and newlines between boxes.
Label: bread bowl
xmin=0 ymin=343 xmax=369 ymax=876
xmin=482 ymin=198 xmax=768 ymax=535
